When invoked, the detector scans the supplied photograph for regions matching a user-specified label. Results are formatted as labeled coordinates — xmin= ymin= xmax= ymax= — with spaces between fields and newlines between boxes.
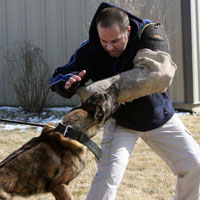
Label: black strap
xmin=138 ymin=23 xmax=170 ymax=53
xmin=0 ymin=118 xmax=44 ymax=127
xmin=55 ymin=123 xmax=102 ymax=160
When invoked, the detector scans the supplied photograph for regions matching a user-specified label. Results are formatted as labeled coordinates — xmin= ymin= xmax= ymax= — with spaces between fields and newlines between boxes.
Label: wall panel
xmin=0 ymin=0 xmax=199 ymax=111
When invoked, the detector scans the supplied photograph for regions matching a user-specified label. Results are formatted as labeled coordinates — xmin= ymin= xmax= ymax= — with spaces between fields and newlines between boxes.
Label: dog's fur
xmin=0 ymin=85 xmax=118 ymax=200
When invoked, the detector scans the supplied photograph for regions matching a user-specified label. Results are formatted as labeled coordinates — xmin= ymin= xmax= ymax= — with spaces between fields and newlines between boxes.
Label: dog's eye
xmin=88 ymin=106 xmax=96 ymax=115
xmin=103 ymin=93 xmax=109 ymax=101
xmin=94 ymin=106 xmax=104 ymax=121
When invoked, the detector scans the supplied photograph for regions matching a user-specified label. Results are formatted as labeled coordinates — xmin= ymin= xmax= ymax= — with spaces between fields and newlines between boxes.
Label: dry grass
xmin=0 ymin=114 xmax=200 ymax=200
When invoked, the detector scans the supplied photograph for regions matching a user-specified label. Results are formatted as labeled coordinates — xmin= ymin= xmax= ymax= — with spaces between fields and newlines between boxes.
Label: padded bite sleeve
xmin=77 ymin=23 xmax=177 ymax=103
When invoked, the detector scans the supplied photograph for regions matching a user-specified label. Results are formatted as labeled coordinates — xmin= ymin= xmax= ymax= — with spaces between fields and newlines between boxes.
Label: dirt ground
xmin=0 ymin=113 xmax=200 ymax=200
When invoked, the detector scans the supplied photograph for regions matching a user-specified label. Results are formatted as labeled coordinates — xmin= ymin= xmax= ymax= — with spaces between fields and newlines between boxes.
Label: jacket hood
xmin=89 ymin=2 xmax=146 ymax=43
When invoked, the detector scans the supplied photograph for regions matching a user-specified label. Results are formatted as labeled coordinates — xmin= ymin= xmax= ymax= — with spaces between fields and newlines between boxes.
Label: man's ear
xmin=127 ymin=25 xmax=131 ymax=35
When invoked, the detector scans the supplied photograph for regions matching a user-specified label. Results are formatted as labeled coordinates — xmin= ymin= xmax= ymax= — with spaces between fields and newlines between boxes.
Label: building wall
xmin=0 ymin=0 xmax=199 ymax=110
xmin=173 ymin=0 xmax=200 ymax=112
xmin=189 ymin=0 xmax=200 ymax=104
xmin=0 ymin=0 xmax=99 ymax=107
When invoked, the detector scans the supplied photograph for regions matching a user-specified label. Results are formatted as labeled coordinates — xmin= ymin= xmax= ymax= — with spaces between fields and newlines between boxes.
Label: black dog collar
xmin=55 ymin=123 xmax=102 ymax=160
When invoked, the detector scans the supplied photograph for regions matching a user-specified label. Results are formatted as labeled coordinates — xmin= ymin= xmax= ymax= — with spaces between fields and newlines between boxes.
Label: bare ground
xmin=0 ymin=113 xmax=200 ymax=200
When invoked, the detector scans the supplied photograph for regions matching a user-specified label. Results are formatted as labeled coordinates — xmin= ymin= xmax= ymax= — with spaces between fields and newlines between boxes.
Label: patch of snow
xmin=0 ymin=106 xmax=72 ymax=131
xmin=47 ymin=107 xmax=72 ymax=112
xmin=175 ymin=111 xmax=191 ymax=116
xmin=0 ymin=107 xmax=191 ymax=132
xmin=0 ymin=106 xmax=20 ymax=111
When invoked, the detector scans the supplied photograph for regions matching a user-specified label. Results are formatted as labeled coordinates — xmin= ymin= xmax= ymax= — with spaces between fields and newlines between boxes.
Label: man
xmin=50 ymin=2 xmax=200 ymax=200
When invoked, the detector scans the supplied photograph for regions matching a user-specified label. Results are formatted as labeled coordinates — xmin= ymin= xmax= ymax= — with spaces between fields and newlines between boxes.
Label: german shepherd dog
xmin=0 ymin=86 xmax=118 ymax=200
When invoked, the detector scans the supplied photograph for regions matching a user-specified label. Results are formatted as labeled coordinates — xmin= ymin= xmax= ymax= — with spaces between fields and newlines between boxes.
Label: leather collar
xmin=55 ymin=123 xmax=102 ymax=160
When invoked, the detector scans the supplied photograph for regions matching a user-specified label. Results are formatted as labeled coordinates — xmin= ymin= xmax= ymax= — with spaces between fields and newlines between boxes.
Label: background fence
xmin=0 ymin=0 xmax=199 ymax=112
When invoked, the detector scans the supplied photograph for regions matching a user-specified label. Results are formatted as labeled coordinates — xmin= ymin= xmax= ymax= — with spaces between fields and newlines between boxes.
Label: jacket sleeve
xmin=77 ymin=23 xmax=177 ymax=103
xmin=50 ymin=41 xmax=92 ymax=98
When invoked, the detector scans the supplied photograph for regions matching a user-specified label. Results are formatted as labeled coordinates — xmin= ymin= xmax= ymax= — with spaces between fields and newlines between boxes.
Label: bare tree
xmin=5 ymin=41 xmax=51 ymax=114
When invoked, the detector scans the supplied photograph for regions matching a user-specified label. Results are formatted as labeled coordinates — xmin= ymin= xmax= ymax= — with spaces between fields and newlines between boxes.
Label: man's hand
xmin=65 ymin=70 xmax=86 ymax=89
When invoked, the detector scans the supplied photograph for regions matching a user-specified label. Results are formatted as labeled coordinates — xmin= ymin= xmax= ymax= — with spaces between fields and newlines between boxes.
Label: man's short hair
xmin=96 ymin=7 xmax=130 ymax=32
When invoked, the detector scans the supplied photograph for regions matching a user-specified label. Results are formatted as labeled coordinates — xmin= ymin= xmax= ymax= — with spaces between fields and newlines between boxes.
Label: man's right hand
xmin=65 ymin=70 xmax=86 ymax=89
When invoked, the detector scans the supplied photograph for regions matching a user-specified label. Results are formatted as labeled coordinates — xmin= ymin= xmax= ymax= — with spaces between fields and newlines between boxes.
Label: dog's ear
xmin=41 ymin=124 xmax=56 ymax=137
xmin=43 ymin=123 xmax=55 ymax=130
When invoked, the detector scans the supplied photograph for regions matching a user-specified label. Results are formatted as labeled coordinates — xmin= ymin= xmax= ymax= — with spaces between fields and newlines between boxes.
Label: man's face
xmin=97 ymin=23 xmax=131 ymax=57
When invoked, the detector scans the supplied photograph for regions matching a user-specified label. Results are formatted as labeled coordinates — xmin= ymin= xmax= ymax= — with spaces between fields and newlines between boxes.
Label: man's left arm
xmin=77 ymin=23 xmax=177 ymax=103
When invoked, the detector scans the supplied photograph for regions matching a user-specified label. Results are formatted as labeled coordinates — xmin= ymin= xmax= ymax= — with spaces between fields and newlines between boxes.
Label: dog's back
xmin=0 ymin=124 xmax=88 ymax=199
xmin=0 ymin=88 xmax=118 ymax=199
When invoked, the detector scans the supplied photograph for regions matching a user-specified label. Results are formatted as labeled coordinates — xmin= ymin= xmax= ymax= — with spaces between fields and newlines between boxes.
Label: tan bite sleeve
xmin=77 ymin=48 xmax=177 ymax=103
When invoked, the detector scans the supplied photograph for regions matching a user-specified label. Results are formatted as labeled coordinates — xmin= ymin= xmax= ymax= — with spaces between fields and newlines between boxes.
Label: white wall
xmin=0 ymin=0 xmax=199 ymax=109
xmin=0 ymin=0 xmax=99 ymax=106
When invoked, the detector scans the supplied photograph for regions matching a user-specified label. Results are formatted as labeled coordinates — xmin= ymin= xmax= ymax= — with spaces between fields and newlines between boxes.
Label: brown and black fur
xmin=0 ymin=85 xmax=118 ymax=200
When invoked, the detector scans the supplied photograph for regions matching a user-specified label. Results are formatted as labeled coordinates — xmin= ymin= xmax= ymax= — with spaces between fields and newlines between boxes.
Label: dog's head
xmin=60 ymin=84 xmax=119 ymax=139
xmin=82 ymin=83 xmax=119 ymax=124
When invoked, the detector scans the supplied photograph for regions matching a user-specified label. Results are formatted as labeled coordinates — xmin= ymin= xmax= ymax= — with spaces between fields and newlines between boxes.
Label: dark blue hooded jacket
xmin=50 ymin=2 xmax=174 ymax=131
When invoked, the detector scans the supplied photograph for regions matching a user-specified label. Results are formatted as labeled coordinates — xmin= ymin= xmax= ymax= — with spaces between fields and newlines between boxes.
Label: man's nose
xmin=106 ymin=44 xmax=113 ymax=51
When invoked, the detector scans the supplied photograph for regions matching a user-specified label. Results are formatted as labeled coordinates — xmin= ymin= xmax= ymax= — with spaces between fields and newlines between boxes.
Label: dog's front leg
xmin=51 ymin=184 xmax=74 ymax=200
